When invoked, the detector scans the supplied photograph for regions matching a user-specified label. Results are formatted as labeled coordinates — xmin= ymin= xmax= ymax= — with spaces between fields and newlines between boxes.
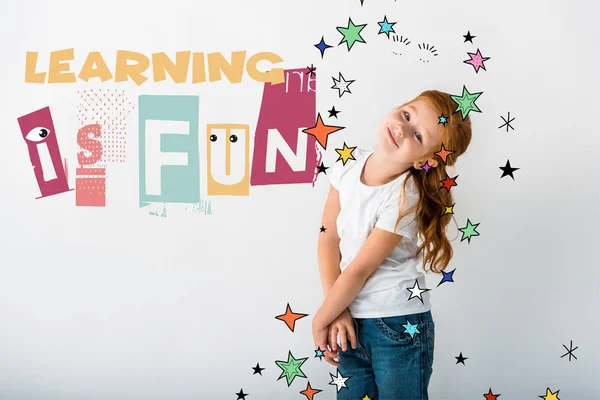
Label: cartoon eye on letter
xmin=25 ymin=127 xmax=51 ymax=142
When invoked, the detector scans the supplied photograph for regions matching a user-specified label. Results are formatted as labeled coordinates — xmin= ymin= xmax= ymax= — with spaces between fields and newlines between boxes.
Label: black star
xmin=306 ymin=63 xmax=316 ymax=77
xmin=317 ymin=162 xmax=329 ymax=175
xmin=328 ymin=106 xmax=341 ymax=118
xmin=320 ymin=225 xmax=327 ymax=233
xmin=236 ymin=388 xmax=249 ymax=399
xmin=463 ymin=30 xmax=476 ymax=43
xmin=499 ymin=160 xmax=519 ymax=180
xmin=499 ymin=111 xmax=515 ymax=132
xmin=252 ymin=362 xmax=265 ymax=375
xmin=561 ymin=340 xmax=578 ymax=361
xmin=455 ymin=352 xmax=468 ymax=365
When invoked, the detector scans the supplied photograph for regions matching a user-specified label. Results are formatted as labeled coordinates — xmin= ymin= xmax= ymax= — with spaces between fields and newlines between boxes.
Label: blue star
xmin=377 ymin=15 xmax=396 ymax=38
xmin=437 ymin=268 xmax=456 ymax=287
xmin=438 ymin=114 xmax=448 ymax=125
xmin=403 ymin=320 xmax=420 ymax=339
xmin=314 ymin=36 xmax=333 ymax=59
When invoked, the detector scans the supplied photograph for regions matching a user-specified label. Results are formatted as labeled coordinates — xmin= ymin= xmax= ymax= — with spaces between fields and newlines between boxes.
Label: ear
xmin=414 ymin=156 xmax=439 ymax=170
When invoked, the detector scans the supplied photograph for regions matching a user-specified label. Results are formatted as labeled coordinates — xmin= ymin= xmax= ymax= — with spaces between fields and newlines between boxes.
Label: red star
xmin=434 ymin=143 xmax=455 ymax=164
xmin=275 ymin=303 xmax=308 ymax=332
xmin=440 ymin=173 xmax=458 ymax=191
xmin=299 ymin=382 xmax=323 ymax=400
xmin=483 ymin=388 xmax=500 ymax=400
xmin=302 ymin=113 xmax=344 ymax=149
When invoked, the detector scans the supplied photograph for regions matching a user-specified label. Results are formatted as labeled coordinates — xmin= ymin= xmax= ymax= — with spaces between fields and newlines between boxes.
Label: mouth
xmin=387 ymin=127 xmax=399 ymax=147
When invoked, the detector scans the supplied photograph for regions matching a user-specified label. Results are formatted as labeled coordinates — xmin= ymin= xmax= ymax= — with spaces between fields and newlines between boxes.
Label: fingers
xmin=322 ymin=350 xmax=341 ymax=367
xmin=338 ymin=326 xmax=348 ymax=352
xmin=329 ymin=326 xmax=338 ymax=352
xmin=347 ymin=325 xmax=358 ymax=350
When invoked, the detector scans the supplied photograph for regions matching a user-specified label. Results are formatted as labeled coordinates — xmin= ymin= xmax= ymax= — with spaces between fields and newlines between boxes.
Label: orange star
xmin=483 ymin=388 xmax=500 ymax=400
xmin=275 ymin=303 xmax=308 ymax=332
xmin=434 ymin=143 xmax=455 ymax=164
xmin=440 ymin=173 xmax=458 ymax=191
xmin=302 ymin=113 xmax=345 ymax=149
xmin=300 ymin=382 xmax=323 ymax=400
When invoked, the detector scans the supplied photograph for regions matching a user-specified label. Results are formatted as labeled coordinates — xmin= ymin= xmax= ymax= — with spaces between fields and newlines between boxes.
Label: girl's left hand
xmin=313 ymin=325 xmax=341 ymax=367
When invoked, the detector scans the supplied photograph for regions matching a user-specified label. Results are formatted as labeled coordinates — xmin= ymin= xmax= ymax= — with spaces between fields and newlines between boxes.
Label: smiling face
xmin=377 ymin=98 xmax=445 ymax=169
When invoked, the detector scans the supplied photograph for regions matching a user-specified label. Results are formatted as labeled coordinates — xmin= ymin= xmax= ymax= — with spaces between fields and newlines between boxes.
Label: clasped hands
xmin=312 ymin=308 xmax=358 ymax=367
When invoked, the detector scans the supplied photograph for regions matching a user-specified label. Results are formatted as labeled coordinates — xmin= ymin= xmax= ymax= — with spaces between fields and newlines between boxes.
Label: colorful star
xmin=450 ymin=85 xmax=483 ymax=120
xmin=331 ymin=72 xmax=355 ymax=97
xmin=314 ymin=348 xmax=325 ymax=360
xmin=440 ymin=173 xmax=458 ymax=191
xmin=434 ymin=143 xmax=455 ymax=164
xmin=483 ymin=388 xmax=501 ymax=400
xmin=336 ymin=17 xmax=367 ymax=51
xmin=442 ymin=203 xmax=455 ymax=216
xmin=436 ymin=268 xmax=455 ymax=287
xmin=377 ymin=15 xmax=396 ymax=38
xmin=459 ymin=218 xmax=480 ymax=244
xmin=300 ymin=382 xmax=323 ymax=400
xmin=335 ymin=142 xmax=357 ymax=165
xmin=302 ymin=113 xmax=345 ymax=149
xmin=464 ymin=48 xmax=490 ymax=73
xmin=275 ymin=350 xmax=308 ymax=387
xmin=421 ymin=160 xmax=433 ymax=172
xmin=275 ymin=303 xmax=308 ymax=332
xmin=314 ymin=36 xmax=333 ymax=59
xmin=402 ymin=319 xmax=421 ymax=338
xmin=538 ymin=387 xmax=560 ymax=400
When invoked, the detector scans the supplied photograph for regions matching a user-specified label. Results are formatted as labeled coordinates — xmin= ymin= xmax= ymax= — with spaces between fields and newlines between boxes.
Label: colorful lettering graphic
xmin=17 ymin=106 xmax=72 ymax=199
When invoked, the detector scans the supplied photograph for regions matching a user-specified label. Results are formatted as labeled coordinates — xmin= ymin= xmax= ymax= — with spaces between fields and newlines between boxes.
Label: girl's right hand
xmin=325 ymin=308 xmax=358 ymax=367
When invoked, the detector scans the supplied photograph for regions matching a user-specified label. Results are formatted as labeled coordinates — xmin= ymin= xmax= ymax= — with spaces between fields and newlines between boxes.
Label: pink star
xmin=422 ymin=160 xmax=433 ymax=172
xmin=463 ymin=48 xmax=490 ymax=73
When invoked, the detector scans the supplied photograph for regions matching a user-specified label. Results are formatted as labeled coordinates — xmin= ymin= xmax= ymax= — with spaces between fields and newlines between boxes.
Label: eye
xmin=210 ymin=134 xmax=218 ymax=142
xmin=25 ymin=127 xmax=51 ymax=142
xmin=403 ymin=112 xmax=423 ymax=144
xmin=229 ymin=134 xmax=238 ymax=143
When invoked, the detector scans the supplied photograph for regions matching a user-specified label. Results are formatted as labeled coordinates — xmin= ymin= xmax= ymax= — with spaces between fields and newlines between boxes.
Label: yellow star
xmin=335 ymin=142 xmax=357 ymax=165
xmin=539 ymin=387 xmax=560 ymax=400
xmin=361 ymin=395 xmax=371 ymax=400
xmin=442 ymin=203 xmax=455 ymax=216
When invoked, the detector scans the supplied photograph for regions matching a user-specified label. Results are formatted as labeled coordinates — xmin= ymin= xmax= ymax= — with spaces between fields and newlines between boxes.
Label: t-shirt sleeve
xmin=375 ymin=187 xmax=420 ymax=242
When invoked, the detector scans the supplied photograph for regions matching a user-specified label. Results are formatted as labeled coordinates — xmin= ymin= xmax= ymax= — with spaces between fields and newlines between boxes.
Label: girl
xmin=312 ymin=90 xmax=473 ymax=399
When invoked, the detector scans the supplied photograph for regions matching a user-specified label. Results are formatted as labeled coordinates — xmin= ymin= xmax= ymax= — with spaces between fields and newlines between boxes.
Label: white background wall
xmin=1 ymin=0 xmax=599 ymax=399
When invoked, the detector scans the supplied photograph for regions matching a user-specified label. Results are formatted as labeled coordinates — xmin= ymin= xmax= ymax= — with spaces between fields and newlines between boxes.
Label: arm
xmin=317 ymin=184 xmax=342 ymax=297
xmin=312 ymin=227 xmax=404 ymax=331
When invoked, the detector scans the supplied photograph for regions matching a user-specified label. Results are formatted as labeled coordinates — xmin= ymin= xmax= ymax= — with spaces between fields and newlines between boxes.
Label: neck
xmin=363 ymin=147 xmax=413 ymax=186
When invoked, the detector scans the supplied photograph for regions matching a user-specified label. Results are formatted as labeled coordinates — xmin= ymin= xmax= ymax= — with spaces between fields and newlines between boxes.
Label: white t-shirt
xmin=328 ymin=147 xmax=432 ymax=318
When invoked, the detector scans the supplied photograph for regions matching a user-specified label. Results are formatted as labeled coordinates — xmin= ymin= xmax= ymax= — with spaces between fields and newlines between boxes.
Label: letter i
xmin=76 ymin=124 xmax=106 ymax=206
xmin=17 ymin=106 xmax=73 ymax=199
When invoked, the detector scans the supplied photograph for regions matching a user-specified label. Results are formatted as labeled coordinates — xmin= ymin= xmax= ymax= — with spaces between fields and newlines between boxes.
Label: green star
xmin=336 ymin=18 xmax=367 ymax=51
xmin=403 ymin=320 xmax=421 ymax=339
xmin=459 ymin=218 xmax=480 ymax=244
xmin=450 ymin=85 xmax=483 ymax=120
xmin=275 ymin=350 xmax=308 ymax=387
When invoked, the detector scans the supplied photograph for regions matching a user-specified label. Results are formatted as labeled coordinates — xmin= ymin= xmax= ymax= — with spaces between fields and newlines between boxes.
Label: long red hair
xmin=394 ymin=90 xmax=473 ymax=274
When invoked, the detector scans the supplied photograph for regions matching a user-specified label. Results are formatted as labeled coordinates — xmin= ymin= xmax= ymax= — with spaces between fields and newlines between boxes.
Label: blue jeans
xmin=336 ymin=310 xmax=435 ymax=400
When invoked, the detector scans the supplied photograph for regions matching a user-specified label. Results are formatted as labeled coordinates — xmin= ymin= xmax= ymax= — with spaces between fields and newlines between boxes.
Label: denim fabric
xmin=336 ymin=310 xmax=435 ymax=400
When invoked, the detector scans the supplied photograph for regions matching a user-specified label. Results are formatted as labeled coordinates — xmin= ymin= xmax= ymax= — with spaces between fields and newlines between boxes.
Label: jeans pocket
xmin=375 ymin=315 xmax=422 ymax=344
xmin=426 ymin=321 xmax=435 ymax=365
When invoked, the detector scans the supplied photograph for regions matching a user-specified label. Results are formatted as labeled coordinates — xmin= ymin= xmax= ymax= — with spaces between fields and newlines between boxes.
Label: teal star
xmin=275 ymin=350 xmax=308 ymax=387
xmin=377 ymin=15 xmax=396 ymax=38
xmin=403 ymin=320 xmax=420 ymax=338
xmin=336 ymin=17 xmax=367 ymax=51
xmin=450 ymin=85 xmax=483 ymax=120
xmin=459 ymin=218 xmax=480 ymax=244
